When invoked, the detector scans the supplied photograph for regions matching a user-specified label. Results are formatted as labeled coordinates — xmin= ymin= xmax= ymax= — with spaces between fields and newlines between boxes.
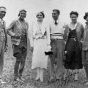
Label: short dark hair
xmin=40 ymin=12 xmax=45 ymax=18
xmin=53 ymin=9 xmax=60 ymax=15
xmin=36 ymin=11 xmax=45 ymax=18
xmin=70 ymin=11 xmax=79 ymax=17
xmin=18 ymin=9 xmax=26 ymax=16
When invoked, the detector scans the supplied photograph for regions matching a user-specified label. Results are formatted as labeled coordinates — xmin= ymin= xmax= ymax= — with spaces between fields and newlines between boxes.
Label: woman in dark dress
xmin=64 ymin=11 xmax=84 ymax=81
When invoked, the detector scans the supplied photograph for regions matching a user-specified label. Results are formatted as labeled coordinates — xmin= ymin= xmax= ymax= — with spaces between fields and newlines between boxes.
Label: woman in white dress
xmin=30 ymin=11 xmax=50 ymax=82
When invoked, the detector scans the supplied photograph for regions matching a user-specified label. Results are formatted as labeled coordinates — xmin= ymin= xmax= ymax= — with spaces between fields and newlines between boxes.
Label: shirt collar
xmin=69 ymin=22 xmax=78 ymax=30
xmin=53 ymin=19 xmax=59 ymax=24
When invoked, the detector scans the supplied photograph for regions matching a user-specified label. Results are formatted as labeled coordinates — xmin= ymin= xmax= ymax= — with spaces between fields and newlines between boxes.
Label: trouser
xmin=49 ymin=39 xmax=65 ymax=79
xmin=13 ymin=45 xmax=27 ymax=78
xmin=82 ymin=51 xmax=88 ymax=80
xmin=0 ymin=40 xmax=5 ymax=77
xmin=14 ymin=54 xmax=26 ymax=78
xmin=0 ymin=45 xmax=4 ymax=77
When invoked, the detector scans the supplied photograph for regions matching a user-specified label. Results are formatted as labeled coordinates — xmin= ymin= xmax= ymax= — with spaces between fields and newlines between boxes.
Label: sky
xmin=0 ymin=0 xmax=88 ymax=28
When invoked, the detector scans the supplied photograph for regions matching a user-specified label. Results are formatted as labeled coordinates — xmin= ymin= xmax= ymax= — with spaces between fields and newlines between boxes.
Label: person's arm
xmin=46 ymin=23 xmax=51 ymax=45
xmin=3 ymin=21 xmax=8 ymax=51
xmin=29 ymin=23 xmax=34 ymax=51
xmin=81 ymin=24 xmax=85 ymax=42
xmin=63 ymin=25 xmax=69 ymax=54
xmin=63 ymin=25 xmax=69 ymax=42
xmin=25 ymin=22 xmax=30 ymax=54
xmin=7 ymin=21 xmax=16 ymax=37
xmin=45 ymin=23 xmax=51 ymax=51
xmin=26 ymin=22 xmax=29 ymax=46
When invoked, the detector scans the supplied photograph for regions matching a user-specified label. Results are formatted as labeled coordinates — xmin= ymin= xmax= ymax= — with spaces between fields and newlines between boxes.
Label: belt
xmin=69 ymin=37 xmax=77 ymax=41
xmin=50 ymin=33 xmax=63 ymax=36
xmin=51 ymin=38 xmax=63 ymax=40
xmin=34 ymin=37 xmax=45 ymax=40
xmin=21 ymin=34 xmax=26 ymax=36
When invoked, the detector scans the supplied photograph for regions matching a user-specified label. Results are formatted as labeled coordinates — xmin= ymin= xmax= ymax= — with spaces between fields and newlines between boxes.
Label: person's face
xmin=37 ymin=13 xmax=43 ymax=21
xmin=70 ymin=14 xmax=78 ymax=23
xmin=19 ymin=11 xmax=26 ymax=19
xmin=86 ymin=16 xmax=88 ymax=22
xmin=52 ymin=11 xmax=59 ymax=20
xmin=0 ymin=11 xmax=6 ymax=19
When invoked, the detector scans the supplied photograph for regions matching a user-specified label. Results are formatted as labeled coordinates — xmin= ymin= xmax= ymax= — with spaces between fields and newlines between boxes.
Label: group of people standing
xmin=0 ymin=6 xmax=28 ymax=83
xmin=0 ymin=5 xmax=88 ymax=86
xmin=30 ymin=9 xmax=84 ymax=82
xmin=29 ymin=9 xmax=88 ymax=86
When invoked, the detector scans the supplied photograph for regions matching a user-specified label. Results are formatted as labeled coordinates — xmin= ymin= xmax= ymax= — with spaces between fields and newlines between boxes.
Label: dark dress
xmin=64 ymin=28 xmax=83 ymax=70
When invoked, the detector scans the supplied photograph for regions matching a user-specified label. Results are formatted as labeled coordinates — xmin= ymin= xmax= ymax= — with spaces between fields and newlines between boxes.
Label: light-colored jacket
xmin=82 ymin=22 xmax=88 ymax=51
xmin=30 ymin=21 xmax=50 ymax=47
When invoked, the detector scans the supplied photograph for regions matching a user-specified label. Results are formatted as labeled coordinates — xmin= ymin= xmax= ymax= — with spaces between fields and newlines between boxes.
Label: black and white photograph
xmin=0 ymin=0 xmax=88 ymax=88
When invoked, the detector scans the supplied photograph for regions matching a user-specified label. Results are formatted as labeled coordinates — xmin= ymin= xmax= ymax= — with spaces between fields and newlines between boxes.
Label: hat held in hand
xmin=45 ymin=45 xmax=53 ymax=55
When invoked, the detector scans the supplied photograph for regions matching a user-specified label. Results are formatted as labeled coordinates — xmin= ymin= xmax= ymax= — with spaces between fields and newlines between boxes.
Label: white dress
xmin=30 ymin=21 xmax=50 ymax=69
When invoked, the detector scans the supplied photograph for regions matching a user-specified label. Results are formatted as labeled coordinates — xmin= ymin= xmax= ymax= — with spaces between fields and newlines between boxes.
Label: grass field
xmin=0 ymin=36 xmax=88 ymax=88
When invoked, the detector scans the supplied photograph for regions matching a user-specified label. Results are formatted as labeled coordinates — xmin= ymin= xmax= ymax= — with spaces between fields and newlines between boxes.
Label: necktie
xmin=55 ymin=20 xmax=57 ymax=25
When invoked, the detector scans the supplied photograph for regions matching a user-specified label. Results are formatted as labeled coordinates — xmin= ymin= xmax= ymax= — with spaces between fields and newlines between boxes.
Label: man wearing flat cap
xmin=7 ymin=9 xmax=29 ymax=82
xmin=0 ymin=6 xmax=7 ymax=83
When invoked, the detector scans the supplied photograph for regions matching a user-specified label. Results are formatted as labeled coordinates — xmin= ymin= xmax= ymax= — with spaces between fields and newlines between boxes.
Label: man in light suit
xmin=49 ymin=9 xmax=65 ymax=82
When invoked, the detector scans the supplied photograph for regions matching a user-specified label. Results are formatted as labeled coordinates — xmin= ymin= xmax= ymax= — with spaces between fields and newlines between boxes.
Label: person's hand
xmin=46 ymin=44 xmax=51 ymax=51
xmin=15 ymin=36 xmax=20 ymax=39
xmin=30 ymin=47 xmax=33 ymax=52
xmin=4 ymin=44 xmax=8 ymax=52
xmin=64 ymin=50 xmax=67 ymax=55
xmin=80 ymin=40 xmax=83 ymax=43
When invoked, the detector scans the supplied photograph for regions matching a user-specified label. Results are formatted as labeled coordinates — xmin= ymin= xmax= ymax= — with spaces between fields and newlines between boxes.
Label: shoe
xmin=0 ymin=79 xmax=6 ymax=83
xmin=50 ymin=76 xmax=54 ymax=81
xmin=74 ymin=75 xmax=78 ymax=81
xmin=56 ymin=74 xmax=62 ymax=81
xmin=19 ymin=76 xmax=25 ymax=82
xmin=35 ymin=76 xmax=40 ymax=81
xmin=63 ymin=76 xmax=67 ymax=81
xmin=14 ymin=77 xmax=20 ymax=82
xmin=40 ymin=76 xmax=43 ymax=82
xmin=55 ymin=78 xmax=60 ymax=81
xmin=85 ymin=82 xmax=88 ymax=86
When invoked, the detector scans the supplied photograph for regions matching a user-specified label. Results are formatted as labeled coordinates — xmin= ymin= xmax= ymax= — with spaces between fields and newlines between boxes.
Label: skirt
xmin=64 ymin=39 xmax=83 ymax=70
xmin=31 ymin=39 xmax=48 ymax=69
